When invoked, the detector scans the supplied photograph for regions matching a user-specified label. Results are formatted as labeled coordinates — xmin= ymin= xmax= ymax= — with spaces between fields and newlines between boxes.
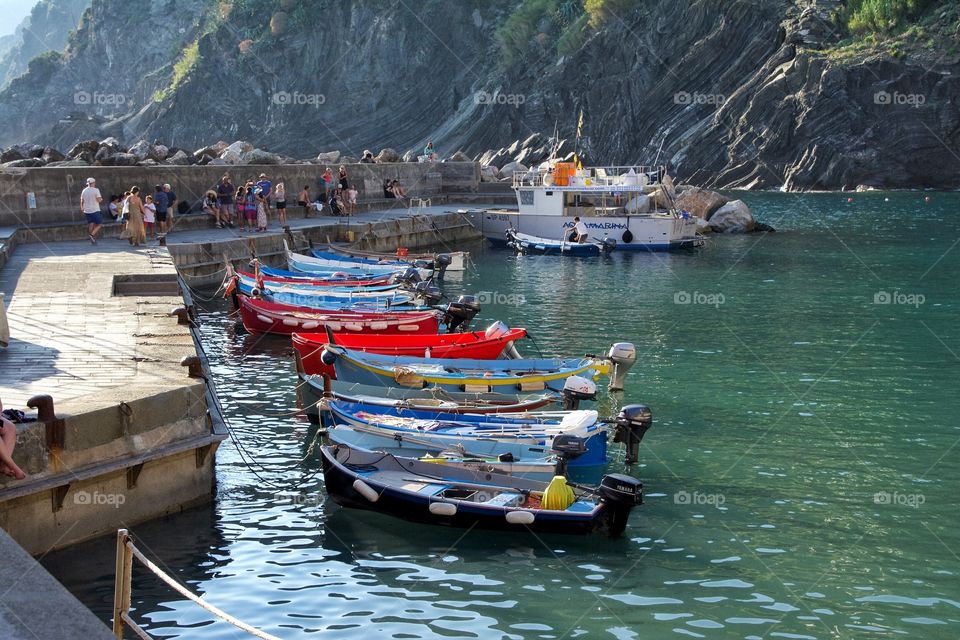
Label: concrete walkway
xmin=0 ymin=240 xmax=190 ymax=410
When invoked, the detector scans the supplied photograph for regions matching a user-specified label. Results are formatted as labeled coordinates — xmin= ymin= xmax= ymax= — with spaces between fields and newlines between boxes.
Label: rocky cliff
xmin=0 ymin=0 xmax=956 ymax=190
xmin=0 ymin=0 xmax=89 ymax=89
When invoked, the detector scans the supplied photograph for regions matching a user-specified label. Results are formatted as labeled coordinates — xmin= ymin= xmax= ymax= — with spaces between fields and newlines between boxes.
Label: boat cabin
xmin=511 ymin=164 xmax=668 ymax=217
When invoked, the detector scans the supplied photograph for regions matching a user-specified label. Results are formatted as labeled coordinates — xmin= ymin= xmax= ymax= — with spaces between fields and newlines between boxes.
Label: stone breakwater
xmin=0 ymin=137 xmax=470 ymax=170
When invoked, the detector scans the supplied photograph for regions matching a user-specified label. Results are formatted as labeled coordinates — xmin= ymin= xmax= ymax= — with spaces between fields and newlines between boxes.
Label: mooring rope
xmin=126 ymin=541 xmax=282 ymax=640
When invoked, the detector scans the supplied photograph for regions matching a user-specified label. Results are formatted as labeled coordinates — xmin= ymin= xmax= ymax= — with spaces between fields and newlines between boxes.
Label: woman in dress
xmin=255 ymin=187 xmax=268 ymax=232
xmin=338 ymin=166 xmax=349 ymax=191
xmin=126 ymin=186 xmax=146 ymax=247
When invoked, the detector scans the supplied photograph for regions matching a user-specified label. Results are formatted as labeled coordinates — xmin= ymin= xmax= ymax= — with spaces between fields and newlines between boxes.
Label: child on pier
xmin=235 ymin=186 xmax=247 ymax=232
xmin=143 ymin=195 xmax=157 ymax=240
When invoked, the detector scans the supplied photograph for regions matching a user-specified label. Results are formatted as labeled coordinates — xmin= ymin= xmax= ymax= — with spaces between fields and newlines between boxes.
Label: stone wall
xmin=0 ymin=162 xmax=479 ymax=227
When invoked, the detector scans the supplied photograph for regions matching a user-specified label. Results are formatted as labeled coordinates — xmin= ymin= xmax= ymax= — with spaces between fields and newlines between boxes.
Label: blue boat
xmin=321 ymin=344 xmax=604 ymax=393
xmin=236 ymin=271 xmax=401 ymax=295
xmin=320 ymin=444 xmax=643 ymax=536
xmin=259 ymin=264 xmax=394 ymax=283
xmin=325 ymin=400 xmax=610 ymax=469
xmin=506 ymin=229 xmax=617 ymax=256
xmin=235 ymin=278 xmax=424 ymax=311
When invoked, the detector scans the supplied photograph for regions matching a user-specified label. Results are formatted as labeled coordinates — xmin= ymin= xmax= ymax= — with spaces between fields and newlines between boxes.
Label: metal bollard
xmin=27 ymin=394 xmax=65 ymax=450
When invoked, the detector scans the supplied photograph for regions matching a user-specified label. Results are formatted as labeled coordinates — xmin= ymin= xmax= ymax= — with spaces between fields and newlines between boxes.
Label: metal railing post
xmin=113 ymin=528 xmax=132 ymax=638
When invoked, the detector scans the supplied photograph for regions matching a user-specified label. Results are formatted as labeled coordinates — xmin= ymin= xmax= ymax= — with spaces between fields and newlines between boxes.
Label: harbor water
xmin=43 ymin=192 xmax=960 ymax=638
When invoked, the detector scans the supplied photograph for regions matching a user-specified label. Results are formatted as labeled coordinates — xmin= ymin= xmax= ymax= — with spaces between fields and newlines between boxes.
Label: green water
xmin=43 ymin=191 xmax=960 ymax=638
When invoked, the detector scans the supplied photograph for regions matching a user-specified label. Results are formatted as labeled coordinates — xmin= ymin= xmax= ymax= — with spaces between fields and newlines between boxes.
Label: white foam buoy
xmin=353 ymin=479 xmax=379 ymax=502
xmin=505 ymin=510 xmax=535 ymax=525
xmin=429 ymin=502 xmax=457 ymax=516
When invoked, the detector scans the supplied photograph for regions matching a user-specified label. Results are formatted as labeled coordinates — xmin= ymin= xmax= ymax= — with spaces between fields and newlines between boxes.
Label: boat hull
xmin=465 ymin=209 xmax=703 ymax=251
xmin=320 ymin=445 xmax=619 ymax=535
xmin=292 ymin=328 xmax=526 ymax=377
xmin=296 ymin=375 xmax=558 ymax=422
xmin=238 ymin=296 xmax=440 ymax=336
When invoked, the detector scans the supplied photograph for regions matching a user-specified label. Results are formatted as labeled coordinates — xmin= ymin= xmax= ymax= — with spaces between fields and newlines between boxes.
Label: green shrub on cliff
xmin=840 ymin=0 xmax=937 ymax=35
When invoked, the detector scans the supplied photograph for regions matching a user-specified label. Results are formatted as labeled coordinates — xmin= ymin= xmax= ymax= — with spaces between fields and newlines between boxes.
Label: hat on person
xmin=259 ymin=173 xmax=267 ymax=178
xmin=86 ymin=177 xmax=96 ymax=184
xmin=163 ymin=183 xmax=171 ymax=189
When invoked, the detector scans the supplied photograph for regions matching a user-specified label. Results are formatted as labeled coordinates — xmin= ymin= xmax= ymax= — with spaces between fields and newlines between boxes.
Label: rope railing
xmin=113 ymin=529 xmax=281 ymax=640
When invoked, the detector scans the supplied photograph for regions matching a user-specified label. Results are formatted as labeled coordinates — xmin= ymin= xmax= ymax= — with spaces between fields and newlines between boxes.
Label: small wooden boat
xmin=296 ymin=375 xmax=558 ymax=423
xmin=325 ymin=400 xmax=610 ymax=468
xmin=506 ymin=228 xmax=617 ymax=256
xmin=235 ymin=277 xmax=420 ymax=311
xmin=258 ymin=264 xmax=395 ymax=285
xmin=320 ymin=344 xmax=605 ymax=393
xmin=292 ymin=324 xmax=527 ymax=377
xmin=325 ymin=244 xmax=469 ymax=272
xmin=236 ymin=296 xmax=441 ymax=336
xmin=320 ymin=444 xmax=643 ymax=536
xmin=235 ymin=271 xmax=401 ymax=296
xmin=287 ymin=247 xmax=426 ymax=278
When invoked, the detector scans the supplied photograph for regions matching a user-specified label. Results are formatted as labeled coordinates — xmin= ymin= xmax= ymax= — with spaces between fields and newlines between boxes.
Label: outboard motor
xmin=413 ymin=281 xmax=444 ymax=307
xmin=607 ymin=342 xmax=637 ymax=391
xmin=599 ymin=473 xmax=643 ymax=536
xmin=562 ymin=375 xmax=597 ymax=410
xmin=613 ymin=404 xmax=652 ymax=464
xmin=600 ymin=236 xmax=617 ymax=254
xmin=551 ymin=434 xmax=588 ymax=476
xmin=434 ymin=253 xmax=453 ymax=279
xmin=395 ymin=267 xmax=422 ymax=289
xmin=442 ymin=295 xmax=481 ymax=332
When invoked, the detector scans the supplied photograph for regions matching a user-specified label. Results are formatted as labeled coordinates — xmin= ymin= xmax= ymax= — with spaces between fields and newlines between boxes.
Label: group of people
xmin=81 ymin=178 xmax=178 ymax=246
xmin=78 ymin=157 xmax=422 ymax=245
xmin=202 ymin=173 xmax=279 ymax=232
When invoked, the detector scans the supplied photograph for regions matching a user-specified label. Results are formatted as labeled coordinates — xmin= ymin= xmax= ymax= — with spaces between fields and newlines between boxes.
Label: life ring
xmin=622 ymin=230 xmax=634 ymax=243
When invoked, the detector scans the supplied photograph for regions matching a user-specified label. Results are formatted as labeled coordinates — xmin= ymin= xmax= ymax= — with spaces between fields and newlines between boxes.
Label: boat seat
xmin=482 ymin=492 xmax=524 ymax=507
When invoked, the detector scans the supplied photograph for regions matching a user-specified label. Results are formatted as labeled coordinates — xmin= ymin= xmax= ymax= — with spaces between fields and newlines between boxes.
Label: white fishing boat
xmin=463 ymin=163 xmax=703 ymax=251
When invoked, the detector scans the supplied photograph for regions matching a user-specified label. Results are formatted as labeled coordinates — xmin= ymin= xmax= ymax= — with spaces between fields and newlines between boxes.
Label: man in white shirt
xmin=80 ymin=177 xmax=103 ymax=244
xmin=572 ymin=216 xmax=588 ymax=243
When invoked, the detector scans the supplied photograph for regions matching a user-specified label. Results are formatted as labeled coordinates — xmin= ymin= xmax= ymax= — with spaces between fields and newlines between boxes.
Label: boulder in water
xmin=111 ymin=152 xmax=139 ymax=167
xmin=128 ymin=140 xmax=152 ymax=160
xmin=448 ymin=150 xmax=470 ymax=162
xmin=674 ymin=186 xmax=728 ymax=219
xmin=220 ymin=149 xmax=243 ymax=165
xmin=68 ymin=140 xmax=100 ymax=158
xmin=708 ymin=199 xmax=754 ymax=233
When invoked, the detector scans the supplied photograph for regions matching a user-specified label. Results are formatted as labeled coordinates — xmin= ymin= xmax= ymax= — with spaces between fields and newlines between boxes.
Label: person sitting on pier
xmin=1 ymin=400 xmax=28 ymax=480
xmin=360 ymin=150 xmax=376 ymax=163
xmin=384 ymin=179 xmax=407 ymax=200
xmin=329 ymin=189 xmax=345 ymax=216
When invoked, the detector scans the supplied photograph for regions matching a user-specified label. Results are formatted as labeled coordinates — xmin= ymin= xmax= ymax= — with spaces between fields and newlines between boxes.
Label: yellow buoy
xmin=541 ymin=476 xmax=575 ymax=510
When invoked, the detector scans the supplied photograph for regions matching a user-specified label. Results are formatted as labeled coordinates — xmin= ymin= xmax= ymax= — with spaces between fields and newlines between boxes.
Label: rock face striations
xmin=0 ymin=0 xmax=955 ymax=190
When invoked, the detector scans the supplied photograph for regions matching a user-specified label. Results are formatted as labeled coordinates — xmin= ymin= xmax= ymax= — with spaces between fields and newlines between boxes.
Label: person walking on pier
xmin=81 ymin=177 xmax=103 ymax=244
xmin=216 ymin=174 xmax=234 ymax=228
xmin=126 ymin=186 xmax=146 ymax=247
xmin=298 ymin=185 xmax=310 ymax=218
xmin=0 ymin=400 xmax=26 ymax=480
xmin=274 ymin=182 xmax=287 ymax=226
xmin=163 ymin=184 xmax=177 ymax=233
xmin=153 ymin=185 xmax=168 ymax=235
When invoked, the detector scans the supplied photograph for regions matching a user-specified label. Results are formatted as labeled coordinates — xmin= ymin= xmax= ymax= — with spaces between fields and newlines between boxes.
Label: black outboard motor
xmin=395 ymin=267 xmax=421 ymax=289
xmin=613 ymin=404 xmax=653 ymax=464
xmin=599 ymin=473 xmax=643 ymax=536
xmin=434 ymin=253 xmax=452 ymax=279
xmin=443 ymin=295 xmax=481 ymax=332
xmin=600 ymin=236 xmax=617 ymax=254
xmin=561 ymin=375 xmax=597 ymax=410
xmin=413 ymin=280 xmax=444 ymax=307
xmin=551 ymin=434 xmax=588 ymax=476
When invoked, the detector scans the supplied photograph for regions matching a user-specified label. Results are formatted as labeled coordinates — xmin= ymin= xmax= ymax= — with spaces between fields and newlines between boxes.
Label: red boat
xmin=292 ymin=325 xmax=527 ymax=377
xmin=237 ymin=269 xmax=394 ymax=288
xmin=237 ymin=295 xmax=440 ymax=336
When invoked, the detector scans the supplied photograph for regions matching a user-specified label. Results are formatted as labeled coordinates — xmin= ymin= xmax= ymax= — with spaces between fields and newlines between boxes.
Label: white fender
xmin=505 ymin=510 xmax=535 ymax=525
xmin=301 ymin=321 xmax=319 ymax=330
xmin=429 ymin=502 xmax=457 ymax=516
xmin=282 ymin=318 xmax=299 ymax=327
xmin=344 ymin=323 xmax=363 ymax=331
xmin=370 ymin=322 xmax=388 ymax=331
xmin=256 ymin=314 xmax=272 ymax=323
xmin=353 ymin=479 xmax=379 ymax=502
